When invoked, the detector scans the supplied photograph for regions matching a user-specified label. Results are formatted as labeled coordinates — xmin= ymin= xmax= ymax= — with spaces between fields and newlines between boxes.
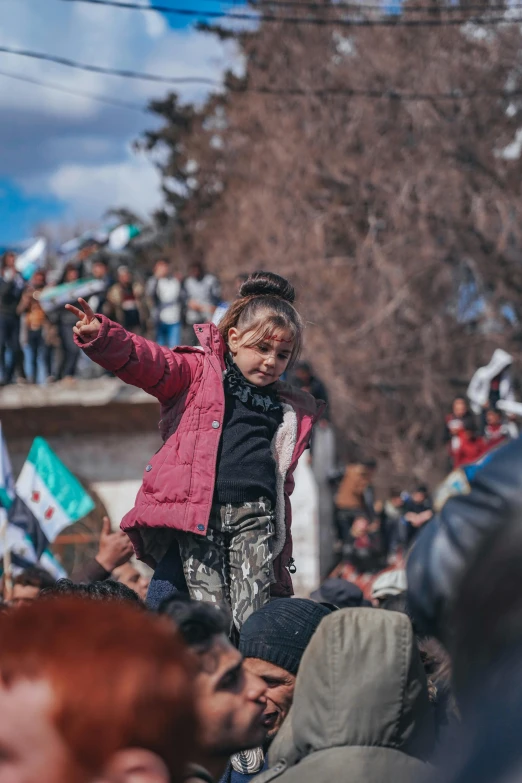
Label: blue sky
xmin=0 ymin=0 xmax=247 ymax=245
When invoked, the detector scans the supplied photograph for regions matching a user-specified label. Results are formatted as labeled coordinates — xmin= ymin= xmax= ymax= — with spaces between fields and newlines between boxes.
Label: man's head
xmin=154 ymin=259 xmax=170 ymax=278
xmin=371 ymin=569 xmax=408 ymax=607
xmin=486 ymin=408 xmax=502 ymax=427
xmin=453 ymin=396 xmax=468 ymax=418
xmin=294 ymin=360 xmax=313 ymax=386
xmin=188 ymin=261 xmax=205 ymax=280
xmin=0 ymin=597 xmax=197 ymax=783
xmin=112 ymin=563 xmax=150 ymax=601
xmin=239 ymin=598 xmax=332 ymax=743
xmin=389 ymin=487 xmax=403 ymax=508
xmin=412 ymin=485 xmax=428 ymax=505
xmin=91 ymin=260 xmax=108 ymax=280
xmin=30 ymin=270 xmax=47 ymax=290
xmin=63 ymin=263 xmax=80 ymax=283
xmin=117 ymin=265 xmax=132 ymax=286
xmin=11 ymin=567 xmax=55 ymax=606
xmin=1 ymin=251 xmax=16 ymax=270
xmin=360 ymin=456 xmax=378 ymax=480
xmin=160 ymin=597 xmax=267 ymax=767
xmin=311 ymin=578 xmax=369 ymax=609
xmin=41 ymin=578 xmax=144 ymax=607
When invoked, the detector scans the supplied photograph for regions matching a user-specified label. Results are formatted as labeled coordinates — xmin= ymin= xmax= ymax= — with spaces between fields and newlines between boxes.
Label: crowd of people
xmin=444 ymin=394 xmax=518 ymax=469
xmin=0 ymin=249 xmax=223 ymax=385
xmin=330 ymin=455 xmax=433 ymax=581
xmin=0 ymin=542 xmax=447 ymax=783
xmin=326 ymin=355 xmax=522 ymax=596
xmin=1 ymin=266 xmax=521 ymax=782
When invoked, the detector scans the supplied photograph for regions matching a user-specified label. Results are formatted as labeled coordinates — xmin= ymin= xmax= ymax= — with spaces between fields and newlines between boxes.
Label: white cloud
xmin=0 ymin=0 xmax=237 ymax=117
xmin=48 ymin=152 xmax=163 ymax=219
xmin=0 ymin=0 xmax=242 ymax=226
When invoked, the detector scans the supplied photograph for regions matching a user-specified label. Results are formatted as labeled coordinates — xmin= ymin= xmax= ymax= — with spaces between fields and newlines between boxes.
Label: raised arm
xmin=67 ymin=298 xmax=201 ymax=404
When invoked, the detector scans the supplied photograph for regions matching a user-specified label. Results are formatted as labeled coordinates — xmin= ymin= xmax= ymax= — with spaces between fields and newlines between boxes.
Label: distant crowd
xmin=329 ymin=385 xmax=521 ymax=592
xmin=0 ymin=249 xmax=224 ymax=385
xmin=444 ymin=394 xmax=518 ymax=469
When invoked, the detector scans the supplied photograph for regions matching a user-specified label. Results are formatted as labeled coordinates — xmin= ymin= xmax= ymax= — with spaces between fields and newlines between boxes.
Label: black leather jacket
xmin=407 ymin=437 xmax=522 ymax=641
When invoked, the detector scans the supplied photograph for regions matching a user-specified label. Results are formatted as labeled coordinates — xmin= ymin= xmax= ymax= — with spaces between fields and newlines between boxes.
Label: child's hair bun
xmin=239 ymin=271 xmax=295 ymax=304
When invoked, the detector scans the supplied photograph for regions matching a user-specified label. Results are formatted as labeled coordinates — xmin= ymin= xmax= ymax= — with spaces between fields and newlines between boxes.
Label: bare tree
xmin=139 ymin=0 xmax=522 ymax=487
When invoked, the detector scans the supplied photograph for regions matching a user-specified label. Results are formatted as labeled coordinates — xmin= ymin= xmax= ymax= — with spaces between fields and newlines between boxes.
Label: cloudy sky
xmin=0 ymin=0 xmax=246 ymax=244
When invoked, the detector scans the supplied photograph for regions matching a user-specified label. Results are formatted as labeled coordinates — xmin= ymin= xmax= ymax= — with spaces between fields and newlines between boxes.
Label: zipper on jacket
xmin=287 ymin=557 xmax=297 ymax=574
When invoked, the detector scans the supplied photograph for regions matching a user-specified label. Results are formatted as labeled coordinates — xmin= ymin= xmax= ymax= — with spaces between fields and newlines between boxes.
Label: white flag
xmin=0 ymin=423 xmax=15 ymax=510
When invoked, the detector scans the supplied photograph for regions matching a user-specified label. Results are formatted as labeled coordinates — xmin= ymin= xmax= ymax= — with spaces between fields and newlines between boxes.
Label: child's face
xmin=228 ymin=327 xmax=294 ymax=387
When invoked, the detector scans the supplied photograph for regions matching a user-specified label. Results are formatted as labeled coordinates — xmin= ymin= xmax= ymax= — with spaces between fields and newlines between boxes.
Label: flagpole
xmin=0 ymin=516 xmax=12 ymax=601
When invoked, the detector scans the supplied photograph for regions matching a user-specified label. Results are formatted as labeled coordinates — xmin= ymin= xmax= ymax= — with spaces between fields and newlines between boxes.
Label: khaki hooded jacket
xmin=253 ymin=608 xmax=435 ymax=783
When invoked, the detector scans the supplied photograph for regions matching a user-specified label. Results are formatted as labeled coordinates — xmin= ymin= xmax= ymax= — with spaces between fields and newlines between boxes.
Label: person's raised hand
xmin=65 ymin=297 xmax=101 ymax=343
xmin=95 ymin=515 xmax=134 ymax=573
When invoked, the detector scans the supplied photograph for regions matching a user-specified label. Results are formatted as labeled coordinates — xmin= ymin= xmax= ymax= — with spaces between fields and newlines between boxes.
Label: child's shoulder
xmin=276 ymin=381 xmax=325 ymax=418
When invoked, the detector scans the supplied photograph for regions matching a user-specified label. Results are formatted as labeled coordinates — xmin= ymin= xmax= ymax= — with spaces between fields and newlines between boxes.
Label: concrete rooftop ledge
xmin=0 ymin=378 xmax=157 ymax=411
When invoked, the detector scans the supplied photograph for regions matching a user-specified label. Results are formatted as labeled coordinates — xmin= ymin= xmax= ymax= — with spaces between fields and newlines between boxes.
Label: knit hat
xmin=311 ymin=578 xmax=371 ymax=608
xmin=239 ymin=598 xmax=332 ymax=676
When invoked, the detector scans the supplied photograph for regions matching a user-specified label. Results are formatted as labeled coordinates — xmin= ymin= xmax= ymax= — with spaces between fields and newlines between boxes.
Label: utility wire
xmin=0 ymin=45 xmax=222 ymax=87
xmin=1 ymin=46 xmax=522 ymax=102
xmin=8 ymin=0 xmax=521 ymax=12
xmin=0 ymin=68 xmax=145 ymax=111
xmin=249 ymin=0 xmax=522 ymax=12
xmin=0 ymin=47 xmax=522 ymax=102
xmin=59 ymin=0 xmax=522 ymax=25
xmin=251 ymin=84 xmax=522 ymax=99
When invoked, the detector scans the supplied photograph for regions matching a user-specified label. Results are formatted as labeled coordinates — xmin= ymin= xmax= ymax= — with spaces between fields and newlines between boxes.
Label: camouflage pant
xmin=176 ymin=499 xmax=275 ymax=631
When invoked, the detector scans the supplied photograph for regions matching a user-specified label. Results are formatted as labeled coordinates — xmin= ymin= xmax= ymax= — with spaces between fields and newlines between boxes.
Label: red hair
xmin=0 ymin=598 xmax=198 ymax=782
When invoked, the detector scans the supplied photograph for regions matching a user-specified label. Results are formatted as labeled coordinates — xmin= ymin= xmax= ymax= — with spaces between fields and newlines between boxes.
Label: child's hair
xmin=218 ymin=270 xmax=303 ymax=367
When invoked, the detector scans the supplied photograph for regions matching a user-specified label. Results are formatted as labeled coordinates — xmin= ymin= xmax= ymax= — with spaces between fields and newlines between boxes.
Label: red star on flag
xmin=44 ymin=507 xmax=55 ymax=520
xmin=31 ymin=491 xmax=41 ymax=503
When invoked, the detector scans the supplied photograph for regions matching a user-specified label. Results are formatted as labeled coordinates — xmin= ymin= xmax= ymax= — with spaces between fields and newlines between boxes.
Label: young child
xmin=453 ymin=414 xmax=487 ymax=469
xmin=67 ymin=271 xmax=323 ymax=629
xmin=483 ymin=408 xmax=510 ymax=449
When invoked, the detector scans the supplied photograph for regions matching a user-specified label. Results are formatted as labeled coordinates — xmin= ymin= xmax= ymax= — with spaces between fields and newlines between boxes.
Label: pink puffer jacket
xmin=78 ymin=317 xmax=324 ymax=597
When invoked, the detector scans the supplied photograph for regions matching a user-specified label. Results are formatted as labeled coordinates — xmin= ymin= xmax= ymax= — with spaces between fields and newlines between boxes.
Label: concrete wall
xmin=290 ymin=453 xmax=320 ymax=597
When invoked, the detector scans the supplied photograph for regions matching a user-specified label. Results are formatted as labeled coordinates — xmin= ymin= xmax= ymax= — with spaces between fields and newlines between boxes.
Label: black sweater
xmin=214 ymin=391 xmax=283 ymax=506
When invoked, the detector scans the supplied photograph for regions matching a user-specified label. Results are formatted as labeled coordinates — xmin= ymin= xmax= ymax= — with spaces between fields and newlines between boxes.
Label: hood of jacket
xmin=259 ymin=608 xmax=435 ymax=780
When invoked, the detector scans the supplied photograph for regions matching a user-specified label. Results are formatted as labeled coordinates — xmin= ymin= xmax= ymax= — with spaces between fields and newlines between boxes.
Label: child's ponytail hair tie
xmin=238 ymin=271 xmax=296 ymax=305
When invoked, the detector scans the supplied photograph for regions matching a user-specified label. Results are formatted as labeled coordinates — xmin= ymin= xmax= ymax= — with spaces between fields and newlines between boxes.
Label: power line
xmin=1 ymin=45 xmax=522 ymax=102
xmin=0 ymin=68 xmax=145 ymax=111
xmin=0 ymin=45 xmax=222 ymax=87
xmin=249 ymin=0 xmax=522 ymax=12
xmin=251 ymin=84 xmax=522 ymax=99
xmin=59 ymin=0 xmax=522 ymax=25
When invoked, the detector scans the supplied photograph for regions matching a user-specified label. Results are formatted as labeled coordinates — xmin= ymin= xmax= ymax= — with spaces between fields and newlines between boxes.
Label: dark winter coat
xmin=407 ymin=436 xmax=521 ymax=641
